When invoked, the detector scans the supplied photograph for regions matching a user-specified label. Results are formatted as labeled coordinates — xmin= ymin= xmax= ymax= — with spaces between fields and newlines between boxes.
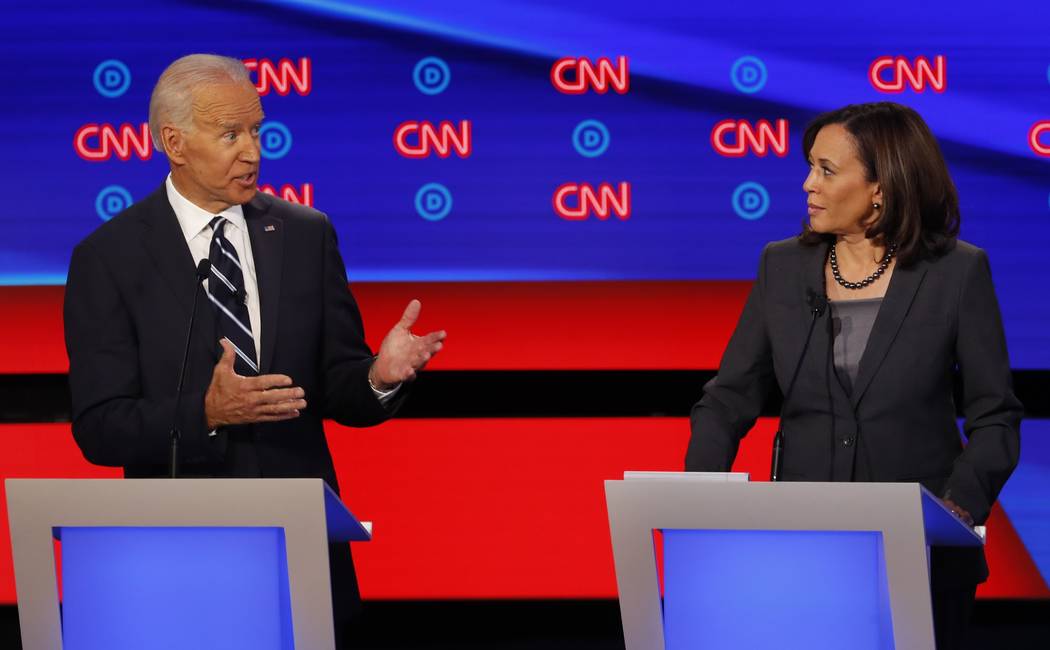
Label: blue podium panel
xmin=662 ymin=529 xmax=894 ymax=650
xmin=59 ymin=527 xmax=294 ymax=650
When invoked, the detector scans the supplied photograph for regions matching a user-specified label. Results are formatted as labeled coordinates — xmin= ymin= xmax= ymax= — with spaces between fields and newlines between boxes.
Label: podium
xmin=605 ymin=477 xmax=984 ymax=650
xmin=5 ymin=478 xmax=372 ymax=650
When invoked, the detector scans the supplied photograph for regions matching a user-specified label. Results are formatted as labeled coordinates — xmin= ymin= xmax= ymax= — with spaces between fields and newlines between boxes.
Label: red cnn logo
xmin=393 ymin=120 xmax=472 ymax=158
xmin=74 ymin=123 xmax=152 ymax=161
xmin=259 ymin=183 xmax=313 ymax=207
xmin=243 ymin=57 xmax=312 ymax=96
xmin=553 ymin=182 xmax=631 ymax=221
xmin=711 ymin=119 xmax=789 ymax=158
xmin=1030 ymin=122 xmax=1050 ymax=157
xmin=869 ymin=56 xmax=946 ymax=93
xmin=551 ymin=56 xmax=629 ymax=94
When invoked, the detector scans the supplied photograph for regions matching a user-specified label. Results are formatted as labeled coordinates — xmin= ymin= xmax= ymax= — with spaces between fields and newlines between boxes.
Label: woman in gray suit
xmin=685 ymin=102 xmax=1022 ymax=649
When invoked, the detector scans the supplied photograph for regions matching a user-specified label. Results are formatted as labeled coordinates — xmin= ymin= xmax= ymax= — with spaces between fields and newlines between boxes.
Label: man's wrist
xmin=368 ymin=359 xmax=399 ymax=392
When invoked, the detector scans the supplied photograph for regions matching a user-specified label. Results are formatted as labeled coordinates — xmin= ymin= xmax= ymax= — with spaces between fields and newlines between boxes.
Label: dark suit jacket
xmin=64 ymin=183 xmax=402 ymax=487
xmin=686 ymin=236 xmax=1022 ymax=586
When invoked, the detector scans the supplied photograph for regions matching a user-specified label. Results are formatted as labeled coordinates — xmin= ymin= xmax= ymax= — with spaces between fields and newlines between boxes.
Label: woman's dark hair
xmin=800 ymin=102 xmax=959 ymax=266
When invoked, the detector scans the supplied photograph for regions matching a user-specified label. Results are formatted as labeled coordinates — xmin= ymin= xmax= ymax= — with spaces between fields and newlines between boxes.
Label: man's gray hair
xmin=148 ymin=54 xmax=251 ymax=152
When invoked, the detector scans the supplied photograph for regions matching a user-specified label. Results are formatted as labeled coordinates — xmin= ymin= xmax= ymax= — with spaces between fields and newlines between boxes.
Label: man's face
xmin=171 ymin=81 xmax=264 ymax=213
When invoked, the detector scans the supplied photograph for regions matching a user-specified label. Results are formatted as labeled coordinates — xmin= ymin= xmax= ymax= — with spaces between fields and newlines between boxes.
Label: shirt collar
xmin=165 ymin=173 xmax=247 ymax=243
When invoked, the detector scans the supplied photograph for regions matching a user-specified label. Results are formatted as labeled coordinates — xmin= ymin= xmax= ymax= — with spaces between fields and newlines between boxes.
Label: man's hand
xmin=943 ymin=498 xmax=975 ymax=527
xmin=370 ymin=299 xmax=446 ymax=390
xmin=204 ymin=338 xmax=307 ymax=429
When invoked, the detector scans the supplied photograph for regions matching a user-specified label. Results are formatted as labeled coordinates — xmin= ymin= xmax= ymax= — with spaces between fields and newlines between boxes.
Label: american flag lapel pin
xmin=264 ymin=224 xmax=276 ymax=232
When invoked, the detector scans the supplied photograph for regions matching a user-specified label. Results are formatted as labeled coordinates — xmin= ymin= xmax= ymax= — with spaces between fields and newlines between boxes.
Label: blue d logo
xmin=95 ymin=185 xmax=134 ymax=221
xmin=732 ymin=181 xmax=770 ymax=220
xmin=572 ymin=119 xmax=611 ymax=158
xmin=413 ymin=57 xmax=451 ymax=95
xmin=730 ymin=56 xmax=768 ymax=94
xmin=258 ymin=122 xmax=293 ymax=160
xmin=415 ymin=183 xmax=453 ymax=221
xmin=93 ymin=60 xmax=131 ymax=98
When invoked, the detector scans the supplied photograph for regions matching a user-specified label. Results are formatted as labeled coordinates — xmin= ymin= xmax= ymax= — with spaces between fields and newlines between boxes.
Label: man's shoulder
xmin=248 ymin=190 xmax=327 ymax=226
xmin=77 ymin=183 xmax=168 ymax=251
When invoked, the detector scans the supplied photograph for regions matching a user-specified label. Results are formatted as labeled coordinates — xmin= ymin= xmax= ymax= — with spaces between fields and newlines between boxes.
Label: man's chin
xmin=235 ymin=185 xmax=258 ymax=205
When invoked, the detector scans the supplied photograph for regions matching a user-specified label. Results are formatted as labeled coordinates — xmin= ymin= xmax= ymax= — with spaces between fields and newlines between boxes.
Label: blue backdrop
xmin=1 ymin=0 xmax=1048 ymax=368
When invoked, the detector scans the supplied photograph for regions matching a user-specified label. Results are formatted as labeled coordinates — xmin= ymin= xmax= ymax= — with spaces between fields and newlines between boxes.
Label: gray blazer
xmin=686 ymin=236 xmax=1022 ymax=585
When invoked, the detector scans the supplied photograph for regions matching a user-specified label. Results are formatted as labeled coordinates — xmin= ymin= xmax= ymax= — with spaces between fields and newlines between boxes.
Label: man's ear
xmin=160 ymin=124 xmax=186 ymax=165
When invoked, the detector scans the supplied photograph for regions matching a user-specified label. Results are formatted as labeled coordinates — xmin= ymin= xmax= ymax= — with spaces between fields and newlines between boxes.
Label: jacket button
xmin=842 ymin=437 xmax=855 ymax=447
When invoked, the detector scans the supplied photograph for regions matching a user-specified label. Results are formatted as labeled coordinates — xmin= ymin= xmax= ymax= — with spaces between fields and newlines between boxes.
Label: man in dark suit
xmin=63 ymin=54 xmax=445 ymax=644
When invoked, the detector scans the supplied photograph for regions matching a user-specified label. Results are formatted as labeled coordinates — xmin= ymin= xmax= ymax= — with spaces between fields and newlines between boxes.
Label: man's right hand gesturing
xmin=204 ymin=338 xmax=306 ymax=429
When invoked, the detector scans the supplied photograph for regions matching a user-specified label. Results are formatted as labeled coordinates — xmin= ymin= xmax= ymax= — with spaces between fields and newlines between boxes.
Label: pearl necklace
xmin=829 ymin=242 xmax=897 ymax=290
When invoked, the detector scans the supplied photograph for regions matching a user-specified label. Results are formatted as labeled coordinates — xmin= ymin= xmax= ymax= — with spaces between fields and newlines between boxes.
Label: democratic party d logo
xmin=93 ymin=60 xmax=131 ymax=98
xmin=413 ymin=57 xmax=451 ymax=95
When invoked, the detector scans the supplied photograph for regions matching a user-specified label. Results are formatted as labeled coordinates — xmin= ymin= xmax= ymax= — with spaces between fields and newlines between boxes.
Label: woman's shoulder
xmin=761 ymin=235 xmax=824 ymax=266
xmin=925 ymin=238 xmax=988 ymax=271
xmin=764 ymin=236 xmax=803 ymax=254
xmin=943 ymin=239 xmax=983 ymax=259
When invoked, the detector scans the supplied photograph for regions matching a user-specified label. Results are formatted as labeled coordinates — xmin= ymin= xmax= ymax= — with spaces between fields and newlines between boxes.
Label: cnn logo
xmin=74 ymin=123 xmax=152 ymax=161
xmin=394 ymin=121 xmax=472 ymax=158
xmin=1029 ymin=121 xmax=1050 ymax=157
xmin=869 ymin=56 xmax=946 ymax=93
xmin=553 ymin=182 xmax=631 ymax=221
xmin=711 ymin=119 xmax=789 ymax=158
xmin=259 ymin=183 xmax=313 ymax=206
xmin=243 ymin=57 xmax=312 ymax=96
xmin=551 ymin=56 xmax=629 ymax=94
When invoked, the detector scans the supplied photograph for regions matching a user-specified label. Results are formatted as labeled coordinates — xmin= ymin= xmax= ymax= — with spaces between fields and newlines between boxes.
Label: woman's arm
xmin=946 ymin=248 xmax=1022 ymax=525
xmin=686 ymin=243 xmax=777 ymax=471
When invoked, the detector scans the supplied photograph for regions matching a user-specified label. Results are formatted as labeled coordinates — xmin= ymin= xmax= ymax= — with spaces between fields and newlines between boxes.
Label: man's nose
xmin=241 ymin=137 xmax=260 ymax=163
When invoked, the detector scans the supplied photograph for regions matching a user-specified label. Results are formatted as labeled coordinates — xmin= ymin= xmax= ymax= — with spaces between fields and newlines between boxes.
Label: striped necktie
xmin=207 ymin=216 xmax=258 ymax=375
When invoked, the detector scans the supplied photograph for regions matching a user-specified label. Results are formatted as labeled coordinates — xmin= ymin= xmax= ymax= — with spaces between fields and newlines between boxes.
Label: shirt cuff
xmin=369 ymin=377 xmax=401 ymax=404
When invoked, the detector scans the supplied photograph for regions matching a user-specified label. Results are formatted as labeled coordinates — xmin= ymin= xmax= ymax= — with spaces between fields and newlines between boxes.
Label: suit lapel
xmin=139 ymin=184 xmax=219 ymax=362
xmin=244 ymin=194 xmax=283 ymax=374
xmin=849 ymin=260 xmax=928 ymax=409
xmin=801 ymin=240 xmax=829 ymax=326
xmin=801 ymin=243 xmax=851 ymax=404
xmin=773 ymin=240 xmax=831 ymax=396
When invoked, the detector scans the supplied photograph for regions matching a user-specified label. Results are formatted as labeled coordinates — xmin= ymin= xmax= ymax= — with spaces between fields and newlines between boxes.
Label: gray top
xmin=829 ymin=297 xmax=883 ymax=395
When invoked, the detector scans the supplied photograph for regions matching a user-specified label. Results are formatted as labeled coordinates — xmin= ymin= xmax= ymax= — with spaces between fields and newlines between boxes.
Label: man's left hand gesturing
xmin=369 ymin=299 xmax=446 ymax=390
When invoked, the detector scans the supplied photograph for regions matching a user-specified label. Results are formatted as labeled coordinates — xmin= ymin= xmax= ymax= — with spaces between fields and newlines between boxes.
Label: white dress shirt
xmin=164 ymin=174 xmax=398 ymax=404
xmin=166 ymin=175 xmax=262 ymax=362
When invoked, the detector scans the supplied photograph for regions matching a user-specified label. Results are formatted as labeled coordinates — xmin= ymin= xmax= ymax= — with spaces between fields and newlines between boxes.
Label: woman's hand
xmin=942 ymin=498 xmax=974 ymax=527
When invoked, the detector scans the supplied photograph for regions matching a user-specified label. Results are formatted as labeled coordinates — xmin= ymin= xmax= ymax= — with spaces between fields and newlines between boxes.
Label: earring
xmin=873 ymin=202 xmax=881 ymax=209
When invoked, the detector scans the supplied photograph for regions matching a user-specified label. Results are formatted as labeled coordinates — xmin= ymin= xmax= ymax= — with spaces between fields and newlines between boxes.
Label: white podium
xmin=6 ymin=478 xmax=371 ymax=650
xmin=605 ymin=477 xmax=983 ymax=650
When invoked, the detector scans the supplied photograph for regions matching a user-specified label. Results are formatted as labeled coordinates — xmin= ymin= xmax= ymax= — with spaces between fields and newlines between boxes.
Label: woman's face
xmin=803 ymin=123 xmax=881 ymax=236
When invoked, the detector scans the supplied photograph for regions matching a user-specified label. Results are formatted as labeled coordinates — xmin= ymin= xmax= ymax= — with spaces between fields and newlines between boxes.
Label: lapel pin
xmin=264 ymin=224 xmax=276 ymax=232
